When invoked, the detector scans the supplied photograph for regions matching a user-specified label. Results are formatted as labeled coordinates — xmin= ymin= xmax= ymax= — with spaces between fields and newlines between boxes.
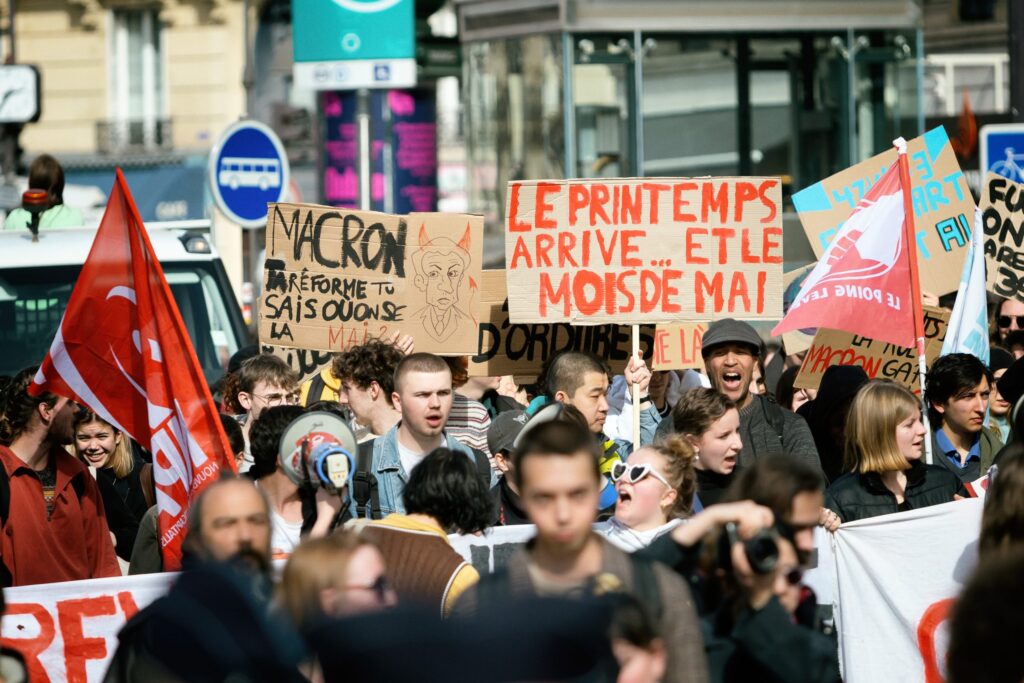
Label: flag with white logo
xmin=30 ymin=170 xmax=236 ymax=570
xmin=773 ymin=160 xmax=918 ymax=348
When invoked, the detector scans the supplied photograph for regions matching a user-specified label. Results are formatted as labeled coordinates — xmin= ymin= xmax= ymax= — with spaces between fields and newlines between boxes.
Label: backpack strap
xmin=629 ymin=555 xmax=663 ymax=624
xmin=304 ymin=372 xmax=328 ymax=407
xmin=352 ymin=440 xmax=382 ymax=520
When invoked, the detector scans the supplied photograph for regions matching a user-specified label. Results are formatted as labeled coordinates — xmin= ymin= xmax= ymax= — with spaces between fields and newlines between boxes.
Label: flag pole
xmin=895 ymin=137 xmax=933 ymax=465
xmin=632 ymin=324 xmax=641 ymax=448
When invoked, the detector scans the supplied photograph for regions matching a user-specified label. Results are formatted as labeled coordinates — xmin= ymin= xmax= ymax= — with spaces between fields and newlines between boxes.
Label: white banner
xmin=0 ymin=572 xmax=175 ymax=683
xmin=832 ymin=498 xmax=983 ymax=683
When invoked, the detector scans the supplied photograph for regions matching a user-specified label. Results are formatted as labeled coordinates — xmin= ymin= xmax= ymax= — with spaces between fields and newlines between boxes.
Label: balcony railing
xmin=96 ymin=118 xmax=172 ymax=154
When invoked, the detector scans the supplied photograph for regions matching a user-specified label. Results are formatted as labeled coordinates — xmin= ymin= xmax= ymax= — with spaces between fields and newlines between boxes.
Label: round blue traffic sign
xmin=208 ymin=120 xmax=290 ymax=228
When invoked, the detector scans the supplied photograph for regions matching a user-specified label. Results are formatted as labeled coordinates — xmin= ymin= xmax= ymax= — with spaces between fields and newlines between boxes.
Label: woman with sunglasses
xmin=596 ymin=435 xmax=696 ymax=552
xmin=821 ymin=380 xmax=966 ymax=529
xmin=279 ymin=531 xmax=396 ymax=682
xmin=672 ymin=388 xmax=743 ymax=508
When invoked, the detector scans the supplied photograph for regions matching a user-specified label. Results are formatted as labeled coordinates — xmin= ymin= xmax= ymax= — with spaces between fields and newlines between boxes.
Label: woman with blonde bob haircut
xmin=279 ymin=531 xmax=396 ymax=635
xmin=822 ymin=380 xmax=965 ymax=527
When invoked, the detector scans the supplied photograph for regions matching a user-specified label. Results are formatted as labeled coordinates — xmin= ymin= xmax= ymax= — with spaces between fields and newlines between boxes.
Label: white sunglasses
xmin=611 ymin=462 xmax=671 ymax=489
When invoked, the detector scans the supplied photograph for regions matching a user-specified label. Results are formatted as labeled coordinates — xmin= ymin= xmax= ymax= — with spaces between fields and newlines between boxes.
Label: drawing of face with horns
xmin=411 ymin=224 xmax=471 ymax=314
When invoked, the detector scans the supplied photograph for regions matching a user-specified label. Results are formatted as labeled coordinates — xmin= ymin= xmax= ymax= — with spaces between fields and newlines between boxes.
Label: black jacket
xmin=490 ymin=479 xmax=531 ymax=526
xmin=824 ymin=460 xmax=966 ymax=524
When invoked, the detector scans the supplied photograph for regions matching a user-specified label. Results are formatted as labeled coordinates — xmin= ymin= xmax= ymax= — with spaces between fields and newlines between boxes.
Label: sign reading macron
xmin=504 ymin=178 xmax=784 ymax=325
xmin=292 ymin=0 xmax=416 ymax=90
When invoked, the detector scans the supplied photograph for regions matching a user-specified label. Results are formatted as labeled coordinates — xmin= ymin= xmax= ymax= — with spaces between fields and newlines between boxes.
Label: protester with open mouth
xmin=669 ymin=388 xmax=743 ymax=508
xmin=679 ymin=318 xmax=822 ymax=477
xmin=596 ymin=435 xmax=696 ymax=551
xmin=822 ymin=380 xmax=966 ymax=527
xmin=925 ymin=353 xmax=1002 ymax=485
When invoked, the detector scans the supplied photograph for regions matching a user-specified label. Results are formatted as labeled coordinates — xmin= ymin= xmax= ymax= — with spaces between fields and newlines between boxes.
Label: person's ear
xmin=554 ymin=390 xmax=570 ymax=405
xmin=392 ymin=392 xmax=402 ymax=413
xmin=114 ymin=430 xmax=123 ymax=445
xmin=684 ymin=433 xmax=700 ymax=453
xmin=661 ymin=487 xmax=678 ymax=510
xmin=934 ymin=401 xmax=946 ymax=416
xmin=238 ymin=392 xmax=253 ymax=412
xmin=369 ymin=381 xmax=380 ymax=401
xmin=414 ymin=274 xmax=426 ymax=291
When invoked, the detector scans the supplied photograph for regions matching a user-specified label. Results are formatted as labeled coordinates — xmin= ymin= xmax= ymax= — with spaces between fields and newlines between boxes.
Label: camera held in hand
xmin=720 ymin=521 xmax=780 ymax=575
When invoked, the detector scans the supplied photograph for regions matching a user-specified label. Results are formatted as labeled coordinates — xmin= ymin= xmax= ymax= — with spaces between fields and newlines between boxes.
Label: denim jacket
xmin=348 ymin=424 xmax=497 ymax=519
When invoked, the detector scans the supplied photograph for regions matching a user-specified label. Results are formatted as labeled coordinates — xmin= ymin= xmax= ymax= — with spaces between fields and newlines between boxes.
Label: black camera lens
xmin=744 ymin=531 xmax=780 ymax=575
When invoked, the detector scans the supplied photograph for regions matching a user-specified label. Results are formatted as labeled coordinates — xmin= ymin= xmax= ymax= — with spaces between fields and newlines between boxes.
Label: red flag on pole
xmin=772 ymin=159 xmax=921 ymax=348
xmin=30 ymin=170 xmax=237 ymax=570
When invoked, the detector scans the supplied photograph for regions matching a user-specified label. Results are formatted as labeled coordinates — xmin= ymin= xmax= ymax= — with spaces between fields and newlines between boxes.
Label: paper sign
xmin=780 ymin=264 xmax=817 ymax=356
xmin=794 ymin=127 xmax=974 ymax=297
xmin=651 ymin=323 xmax=707 ymax=371
xmin=262 ymin=344 xmax=334 ymax=386
xmin=470 ymin=270 xmax=656 ymax=377
xmin=504 ymin=178 xmax=784 ymax=324
xmin=981 ymin=172 xmax=1024 ymax=301
xmin=259 ymin=203 xmax=484 ymax=355
xmin=794 ymin=306 xmax=949 ymax=392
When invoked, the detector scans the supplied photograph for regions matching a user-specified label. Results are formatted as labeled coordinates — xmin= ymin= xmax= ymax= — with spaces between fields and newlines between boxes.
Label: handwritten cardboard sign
xmin=794 ymin=126 xmax=974 ymax=297
xmin=504 ymin=178 xmax=784 ymax=324
xmin=470 ymin=270 xmax=657 ymax=377
xmin=259 ymin=203 xmax=483 ymax=355
xmin=794 ymin=306 xmax=949 ymax=392
xmin=981 ymin=172 xmax=1024 ymax=301
xmin=262 ymin=344 xmax=334 ymax=387
xmin=651 ymin=323 xmax=707 ymax=371
xmin=781 ymin=263 xmax=817 ymax=356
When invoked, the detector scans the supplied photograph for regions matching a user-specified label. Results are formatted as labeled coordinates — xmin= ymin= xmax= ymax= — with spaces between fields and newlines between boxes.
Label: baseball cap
xmin=700 ymin=318 xmax=763 ymax=358
xmin=488 ymin=410 xmax=530 ymax=455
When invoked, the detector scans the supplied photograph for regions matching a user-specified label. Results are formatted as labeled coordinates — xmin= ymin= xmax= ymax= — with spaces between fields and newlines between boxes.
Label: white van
xmin=0 ymin=220 xmax=250 ymax=386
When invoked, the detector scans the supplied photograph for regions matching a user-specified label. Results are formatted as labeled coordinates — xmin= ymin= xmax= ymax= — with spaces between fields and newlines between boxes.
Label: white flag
xmin=941 ymin=208 xmax=989 ymax=365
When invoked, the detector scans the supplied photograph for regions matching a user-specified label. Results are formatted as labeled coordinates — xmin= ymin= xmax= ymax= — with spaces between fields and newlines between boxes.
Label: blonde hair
xmin=845 ymin=380 xmax=920 ymax=474
xmin=278 ymin=531 xmax=377 ymax=631
xmin=646 ymin=435 xmax=697 ymax=517
xmin=74 ymin=410 xmax=133 ymax=478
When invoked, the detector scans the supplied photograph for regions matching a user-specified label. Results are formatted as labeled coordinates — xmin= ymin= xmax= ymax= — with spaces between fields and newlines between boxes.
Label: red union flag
xmin=29 ymin=170 xmax=236 ymax=570
xmin=773 ymin=160 xmax=918 ymax=348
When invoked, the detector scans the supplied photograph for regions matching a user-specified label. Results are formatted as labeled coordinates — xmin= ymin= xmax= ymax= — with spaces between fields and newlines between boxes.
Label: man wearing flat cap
xmin=696 ymin=318 xmax=821 ymax=473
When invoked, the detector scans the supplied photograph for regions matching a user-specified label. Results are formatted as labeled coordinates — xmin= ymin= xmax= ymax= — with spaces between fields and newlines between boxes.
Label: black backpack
xmin=351 ymin=439 xmax=492 ymax=520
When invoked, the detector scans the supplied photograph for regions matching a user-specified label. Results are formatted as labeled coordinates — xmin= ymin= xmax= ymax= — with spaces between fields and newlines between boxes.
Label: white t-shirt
xmin=595 ymin=517 xmax=683 ymax=553
xmin=397 ymin=439 xmax=429 ymax=477
xmin=269 ymin=510 xmax=303 ymax=559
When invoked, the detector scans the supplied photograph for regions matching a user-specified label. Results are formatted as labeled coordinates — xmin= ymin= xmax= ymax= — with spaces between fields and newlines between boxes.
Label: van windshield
xmin=0 ymin=263 xmax=241 ymax=385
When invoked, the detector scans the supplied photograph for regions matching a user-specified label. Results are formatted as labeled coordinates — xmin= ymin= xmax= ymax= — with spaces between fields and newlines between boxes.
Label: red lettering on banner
xmin=642 ymin=183 xmax=670 ymax=224
xmin=763 ymin=227 xmax=783 ymax=263
xmin=728 ymin=272 xmax=751 ymax=312
xmin=596 ymin=231 xmax=618 ymax=266
xmin=640 ymin=271 xmax=661 ymax=313
xmin=58 ymin=595 xmax=118 ymax=683
xmin=573 ymin=271 xmax=603 ymax=315
xmin=673 ymin=182 xmax=698 ymax=222
xmin=759 ymin=179 xmax=779 ymax=222
xmin=539 ymin=272 xmax=570 ymax=317
xmin=653 ymin=329 xmax=670 ymax=366
xmin=711 ymin=228 xmax=736 ymax=264
xmin=535 ymin=233 xmax=554 ymax=268
xmin=686 ymin=229 xmax=708 ymax=264
xmin=734 ymin=181 xmax=758 ymax=221
xmin=117 ymin=591 xmax=140 ymax=620
xmin=740 ymin=230 xmax=759 ymax=264
xmin=702 ymin=183 xmax=728 ymax=222
xmin=590 ymin=185 xmax=611 ymax=226
xmin=917 ymin=598 xmax=954 ymax=683
xmin=616 ymin=272 xmax=636 ymax=311
xmin=510 ymin=236 xmax=532 ymax=269
xmin=535 ymin=183 xmax=560 ymax=229
xmin=558 ymin=232 xmax=578 ymax=268
xmin=756 ymin=271 xmax=767 ymax=314
xmin=695 ymin=272 xmax=724 ymax=313
xmin=568 ymin=184 xmax=589 ymax=226
xmin=508 ymin=183 xmax=531 ymax=232
xmin=620 ymin=184 xmax=642 ymax=224
xmin=2 ymin=602 xmax=56 ymax=682
xmin=620 ymin=230 xmax=644 ymax=267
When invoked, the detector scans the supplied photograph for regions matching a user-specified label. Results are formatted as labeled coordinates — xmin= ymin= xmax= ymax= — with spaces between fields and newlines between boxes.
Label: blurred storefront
xmin=454 ymin=0 xmax=925 ymax=267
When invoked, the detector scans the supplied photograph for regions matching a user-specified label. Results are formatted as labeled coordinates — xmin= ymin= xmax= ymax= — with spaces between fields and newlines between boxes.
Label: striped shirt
xmin=446 ymin=393 xmax=492 ymax=463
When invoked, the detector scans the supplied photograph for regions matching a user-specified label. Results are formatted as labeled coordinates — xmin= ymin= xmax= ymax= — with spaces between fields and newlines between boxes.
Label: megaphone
xmin=278 ymin=411 xmax=358 ymax=494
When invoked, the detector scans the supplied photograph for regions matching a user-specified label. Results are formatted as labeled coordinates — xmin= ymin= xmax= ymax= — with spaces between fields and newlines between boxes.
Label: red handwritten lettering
xmin=58 ymin=595 xmax=118 ymax=683
xmin=535 ymin=183 xmax=560 ymax=229
xmin=508 ymin=183 xmax=531 ymax=232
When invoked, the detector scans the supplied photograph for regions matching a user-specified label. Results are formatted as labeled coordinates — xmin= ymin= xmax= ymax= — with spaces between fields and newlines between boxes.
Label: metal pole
xmin=847 ymin=29 xmax=858 ymax=164
xmin=633 ymin=30 xmax=644 ymax=176
xmin=242 ymin=0 xmax=254 ymax=118
xmin=357 ymin=88 xmax=371 ymax=210
xmin=1011 ymin=0 xmax=1024 ymax=121
xmin=915 ymin=28 xmax=925 ymax=135
xmin=736 ymin=37 xmax=752 ymax=175
xmin=562 ymin=32 xmax=576 ymax=179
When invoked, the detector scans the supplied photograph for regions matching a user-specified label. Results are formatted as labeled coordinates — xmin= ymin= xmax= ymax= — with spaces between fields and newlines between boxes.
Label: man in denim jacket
xmin=350 ymin=353 xmax=496 ymax=519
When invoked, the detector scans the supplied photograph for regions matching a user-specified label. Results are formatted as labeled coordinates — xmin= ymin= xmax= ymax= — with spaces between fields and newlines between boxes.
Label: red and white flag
xmin=30 ymin=170 xmax=236 ymax=570
xmin=773 ymin=160 xmax=919 ymax=348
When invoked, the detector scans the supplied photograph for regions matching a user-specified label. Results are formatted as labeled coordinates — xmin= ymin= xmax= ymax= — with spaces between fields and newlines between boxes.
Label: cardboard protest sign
xmin=470 ymin=269 xmax=657 ymax=377
xmin=651 ymin=323 xmax=707 ymax=371
xmin=504 ymin=178 xmax=784 ymax=324
xmin=262 ymin=344 xmax=334 ymax=386
xmin=780 ymin=264 xmax=817 ymax=356
xmin=794 ymin=306 xmax=949 ymax=392
xmin=980 ymin=172 xmax=1024 ymax=301
xmin=793 ymin=126 xmax=974 ymax=297
xmin=259 ymin=203 xmax=483 ymax=355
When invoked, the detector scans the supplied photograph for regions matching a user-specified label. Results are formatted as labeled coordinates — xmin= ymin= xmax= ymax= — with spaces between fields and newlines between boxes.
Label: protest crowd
xmin=0 ymin=138 xmax=1022 ymax=683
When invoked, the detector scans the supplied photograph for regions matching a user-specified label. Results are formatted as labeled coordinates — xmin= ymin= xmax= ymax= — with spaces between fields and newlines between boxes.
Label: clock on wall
xmin=0 ymin=65 xmax=40 ymax=124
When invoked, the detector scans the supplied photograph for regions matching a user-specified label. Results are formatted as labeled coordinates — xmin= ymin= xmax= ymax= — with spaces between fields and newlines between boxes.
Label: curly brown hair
xmin=647 ymin=435 xmax=697 ymax=517
xmin=331 ymin=340 xmax=406 ymax=405
xmin=0 ymin=367 xmax=57 ymax=445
